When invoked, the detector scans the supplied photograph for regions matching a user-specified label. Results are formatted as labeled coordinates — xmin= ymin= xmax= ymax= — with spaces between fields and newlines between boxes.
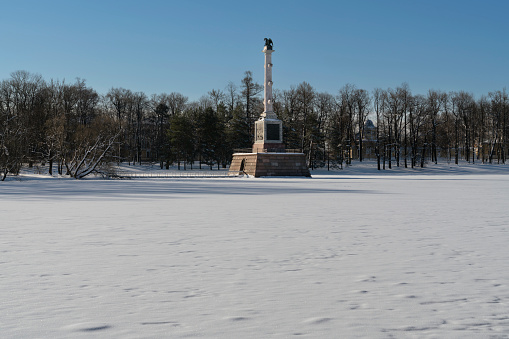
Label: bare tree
xmin=208 ymin=89 xmax=225 ymax=113
xmin=385 ymin=86 xmax=407 ymax=168
xmin=0 ymin=78 xmax=24 ymax=180
xmin=354 ymin=89 xmax=371 ymax=162
xmin=315 ymin=92 xmax=335 ymax=167
xmin=225 ymin=81 xmax=240 ymax=114
xmin=426 ymin=89 xmax=447 ymax=164
xmin=488 ymin=89 xmax=508 ymax=163
xmin=149 ymin=94 xmax=170 ymax=167
xmin=338 ymin=84 xmax=357 ymax=164
xmin=132 ymin=92 xmax=148 ymax=165
xmin=0 ymin=71 xmax=47 ymax=178
xmin=241 ymin=71 xmax=262 ymax=138
xmin=197 ymin=95 xmax=213 ymax=110
xmin=295 ymin=82 xmax=316 ymax=158
xmin=106 ymin=87 xmax=130 ymax=123
xmin=372 ymin=88 xmax=386 ymax=170
xmin=167 ymin=92 xmax=188 ymax=116
xmin=106 ymin=87 xmax=131 ymax=162
xmin=409 ymin=94 xmax=428 ymax=167
xmin=65 ymin=116 xmax=119 ymax=179
xmin=396 ymin=84 xmax=411 ymax=168
xmin=449 ymin=91 xmax=473 ymax=164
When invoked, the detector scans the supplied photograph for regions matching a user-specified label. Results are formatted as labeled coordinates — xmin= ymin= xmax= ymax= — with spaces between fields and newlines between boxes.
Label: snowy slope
xmin=1 ymin=165 xmax=508 ymax=338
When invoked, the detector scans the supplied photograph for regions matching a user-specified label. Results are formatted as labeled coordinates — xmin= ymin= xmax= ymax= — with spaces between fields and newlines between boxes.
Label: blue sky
xmin=1 ymin=0 xmax=508 ymax=101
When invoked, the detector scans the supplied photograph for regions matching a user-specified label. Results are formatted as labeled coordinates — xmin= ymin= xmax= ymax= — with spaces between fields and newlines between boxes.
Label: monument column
xmin=253 ymin=38 xmax=284 ymax=152
xmin=262 ymin=46 xmax=276 ymax=118
xmin=228 ymin=38 xmax=310 ymax=177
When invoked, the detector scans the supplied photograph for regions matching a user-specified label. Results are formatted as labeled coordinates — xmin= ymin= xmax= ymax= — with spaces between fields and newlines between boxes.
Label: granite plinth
xmin=229 ymin=152 xmax=311 ymax=177
xmin=252 ymin=142 xmax=286 ymax=153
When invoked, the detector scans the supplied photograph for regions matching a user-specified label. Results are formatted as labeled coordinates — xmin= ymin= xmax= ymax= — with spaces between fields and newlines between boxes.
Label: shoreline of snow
xmin=7 ymin=160 xmax=508 ymax=182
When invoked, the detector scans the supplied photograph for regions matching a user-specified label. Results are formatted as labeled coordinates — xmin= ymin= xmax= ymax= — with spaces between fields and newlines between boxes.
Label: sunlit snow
xmin=1 ymin=163 xmax=508 ymax=338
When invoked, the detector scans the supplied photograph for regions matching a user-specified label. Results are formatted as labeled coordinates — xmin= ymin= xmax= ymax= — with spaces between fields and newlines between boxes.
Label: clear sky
xmin=1 ymin=0 xmax=508 ymax=101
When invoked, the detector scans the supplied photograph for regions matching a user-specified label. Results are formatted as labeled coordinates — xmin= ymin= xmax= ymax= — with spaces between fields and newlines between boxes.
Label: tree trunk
xmin=421 ymin=138 xmax=426 ymax=168
xmin=455 ymin=119 xmax=459 ymax=165
xmin=432 ymin=121 xmax=437 ymax=164
xmin=359 ymin=136 xmax=363 ymax=162
xmin=404 ymin=112 xmax=408 ymax=168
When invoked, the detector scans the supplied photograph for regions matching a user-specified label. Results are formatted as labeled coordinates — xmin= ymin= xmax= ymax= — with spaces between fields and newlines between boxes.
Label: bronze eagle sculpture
xmin=264 ymin=38 xmax=273 ymax=50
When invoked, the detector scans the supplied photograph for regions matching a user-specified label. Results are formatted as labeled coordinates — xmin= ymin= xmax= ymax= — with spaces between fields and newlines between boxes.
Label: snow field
xmin=1 ymin=168 xmax=509 ymax=338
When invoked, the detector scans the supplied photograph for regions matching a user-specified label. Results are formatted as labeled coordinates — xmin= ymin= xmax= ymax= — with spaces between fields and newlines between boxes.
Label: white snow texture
xmin=1 ymin=164 xmax=508 ymax=338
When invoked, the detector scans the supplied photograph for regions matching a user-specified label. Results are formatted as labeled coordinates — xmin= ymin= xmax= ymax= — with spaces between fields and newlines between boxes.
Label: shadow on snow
xmin=0 ymin=177 xmax=383 ymax=200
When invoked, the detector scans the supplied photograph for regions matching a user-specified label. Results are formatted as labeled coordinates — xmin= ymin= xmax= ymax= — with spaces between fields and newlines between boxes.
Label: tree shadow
xmin=0 ymin=177 xmax=384 ymax=200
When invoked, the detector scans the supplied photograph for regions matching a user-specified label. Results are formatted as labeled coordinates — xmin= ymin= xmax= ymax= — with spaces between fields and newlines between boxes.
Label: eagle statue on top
xmin=264 ymin=38 xmax=273 ymax=50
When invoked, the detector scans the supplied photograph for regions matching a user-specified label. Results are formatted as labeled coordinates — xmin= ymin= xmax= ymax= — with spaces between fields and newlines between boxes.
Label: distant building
xmin=354 ymin=119 xmax=377 ymax=159
xmin=363 ymin=119 xmax=377 ymax=141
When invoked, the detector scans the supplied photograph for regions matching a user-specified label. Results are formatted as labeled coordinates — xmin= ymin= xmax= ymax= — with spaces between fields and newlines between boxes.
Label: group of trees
xmin=1 ymin=70 xmax=508 ymax=180
xmin=0 ymin=70 xmax=259 ymax=179
xmin=352 ymin=85 xmax=508 ymax=170
xmin=275 ymin=82 xmax=508 ymax=170
xmin=0 ymin=71 xmax=118 ymax=180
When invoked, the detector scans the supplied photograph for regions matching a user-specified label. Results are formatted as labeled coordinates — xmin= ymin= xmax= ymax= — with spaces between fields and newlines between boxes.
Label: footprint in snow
xmin=224 ymin=316 xmax=249 ymax=322
xmin=63 ymin=322 xmax=111 ymax=332
xmin=304 ymin=317 xmax=333 ymax=325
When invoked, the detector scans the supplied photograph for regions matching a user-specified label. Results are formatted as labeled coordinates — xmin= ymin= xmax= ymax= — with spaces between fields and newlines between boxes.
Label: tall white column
xmin=253 ymin=42 xmax=283 ymax=152
xmin=262 ymin=46 xmax=277 ymax=119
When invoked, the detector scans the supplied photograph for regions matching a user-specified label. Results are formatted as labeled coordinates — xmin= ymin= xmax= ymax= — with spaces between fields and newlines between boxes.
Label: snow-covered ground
xmin=1 ymin=162 xmax=508 ymax=338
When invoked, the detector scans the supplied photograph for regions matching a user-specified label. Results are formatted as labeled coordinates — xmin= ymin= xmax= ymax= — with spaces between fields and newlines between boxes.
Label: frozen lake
xmin=1 ymin=164 xmax=508 ymax=338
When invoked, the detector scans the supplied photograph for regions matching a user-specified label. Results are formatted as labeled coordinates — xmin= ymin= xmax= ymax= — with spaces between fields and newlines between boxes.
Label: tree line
xmin=1 ymin=70 xmax=507 ymax=180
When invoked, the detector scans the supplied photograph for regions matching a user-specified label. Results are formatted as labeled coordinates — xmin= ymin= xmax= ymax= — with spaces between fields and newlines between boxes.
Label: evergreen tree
xmin=168 ymin=114 xmax=194 ymax=170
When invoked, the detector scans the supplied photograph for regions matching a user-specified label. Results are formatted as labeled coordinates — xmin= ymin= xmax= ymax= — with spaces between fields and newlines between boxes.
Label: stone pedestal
xmin=253 ymin=118 xmax=284 ymax=152
xmin=229 ymin=152 xmax=310 ymax=177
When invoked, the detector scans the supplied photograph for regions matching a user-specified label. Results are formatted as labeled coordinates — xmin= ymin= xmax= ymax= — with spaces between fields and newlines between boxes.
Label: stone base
xmin=229 ymin=153 xmax=311 ymax=178
xmin=252 ymin=142 xmax=286 ymax=153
